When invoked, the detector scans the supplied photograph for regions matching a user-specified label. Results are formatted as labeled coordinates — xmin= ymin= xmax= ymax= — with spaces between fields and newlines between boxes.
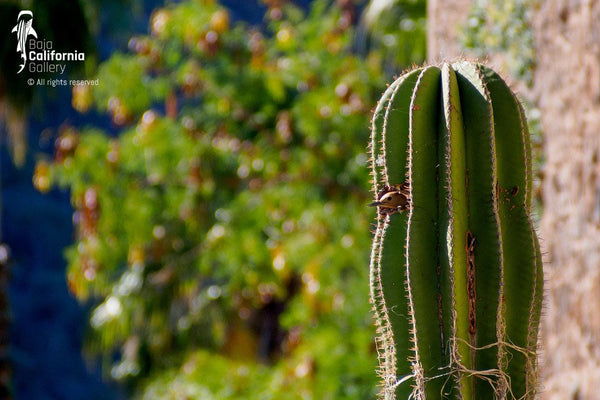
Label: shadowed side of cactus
xmin=368 ymin=61 xmax=543 ymax=400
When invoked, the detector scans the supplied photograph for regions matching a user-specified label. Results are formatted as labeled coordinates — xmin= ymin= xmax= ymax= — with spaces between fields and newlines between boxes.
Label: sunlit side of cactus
xmin=369 ymin=62 xmax=543 ymax=400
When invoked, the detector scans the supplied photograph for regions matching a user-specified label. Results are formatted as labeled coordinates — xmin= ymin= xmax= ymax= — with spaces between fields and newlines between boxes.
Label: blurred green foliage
xmin=37 ymin=0 xmax=426 ymax=398
xmin=360 ymin=0 xmax=426 ymax=71
xmin=462 ymin=0 xmax=534 ymax=85
xmin=461 ymin=0 xmax=542 ymax=213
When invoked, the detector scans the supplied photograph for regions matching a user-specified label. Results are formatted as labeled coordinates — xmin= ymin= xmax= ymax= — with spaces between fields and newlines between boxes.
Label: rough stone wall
xmin=427 ymin=0 xmax=472 ymax=62
xmin=428 ymin=1 xmax=600 ymax=398
xmin=532 ymin=1 xmax=600 ymax=398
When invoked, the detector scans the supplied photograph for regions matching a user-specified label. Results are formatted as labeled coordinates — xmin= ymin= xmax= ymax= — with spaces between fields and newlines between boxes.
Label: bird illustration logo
xmin=12 ymin=11 xmax=37 ymax=74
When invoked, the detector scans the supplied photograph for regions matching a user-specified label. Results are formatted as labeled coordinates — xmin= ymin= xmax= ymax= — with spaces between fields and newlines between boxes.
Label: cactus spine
xmin=369 ymin=62 xmax=543 ymax=400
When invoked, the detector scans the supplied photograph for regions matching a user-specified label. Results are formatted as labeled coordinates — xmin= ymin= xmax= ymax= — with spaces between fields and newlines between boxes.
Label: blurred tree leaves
xmin=360 ymin=0 xmax=426 ymax=70
xmin=461 ymin=0 xmax=534 ymax=85
xmin=37 ymin=0 xmax=426 ymax=398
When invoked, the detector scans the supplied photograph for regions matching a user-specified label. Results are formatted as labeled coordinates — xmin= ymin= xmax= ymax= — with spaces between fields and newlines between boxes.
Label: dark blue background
xmin=2 ymin=1 xmax=310 ymax=398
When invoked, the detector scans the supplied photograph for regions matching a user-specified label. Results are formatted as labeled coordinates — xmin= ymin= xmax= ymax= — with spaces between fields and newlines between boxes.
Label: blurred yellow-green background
xmin=1 ymin=0 xmax=598 ymax=399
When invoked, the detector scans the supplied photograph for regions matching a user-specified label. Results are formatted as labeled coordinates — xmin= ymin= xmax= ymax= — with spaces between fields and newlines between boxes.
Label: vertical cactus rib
xmin=380 ymin=69 xmax=423 ymax=185
xmin=439 ymin=63 xmax=473 ymax=399
xmin=526 ymin=222 xmax=544 ymax=396
xmin=369 ymin=61 xmax=542 ymax=400
xmin=453 ymin=61 xmax=504 ymax=399
xmin=371 ymin=78 xmax=402 ymax=191
xmin=405 ymin=66 xmax=444 ymax=398
xmin=513 ymin=100 xmax=544 ymax=389
xmin=370 ymin=220 xmax=396 ymax=395
xmin=513 ymin=99 xmax=544 ymax=389
xmin=515 ymin=99 xmax=534 ymax=211
xmin=370 ymin=77 xmax=401 ymax=398
xmin=480 ymin=65 xmax=543 ymax=400
xmin=369 ymin=69 xmax=421 ymax=399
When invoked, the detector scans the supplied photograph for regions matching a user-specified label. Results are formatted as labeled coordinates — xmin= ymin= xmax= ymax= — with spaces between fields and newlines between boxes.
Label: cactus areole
xmin=369 ymin=62 xmax=543 ymax=400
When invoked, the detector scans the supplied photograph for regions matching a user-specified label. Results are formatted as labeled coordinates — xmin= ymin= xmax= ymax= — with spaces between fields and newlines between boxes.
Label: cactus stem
xmin=369 ymin=62 xmax=542 ymax=400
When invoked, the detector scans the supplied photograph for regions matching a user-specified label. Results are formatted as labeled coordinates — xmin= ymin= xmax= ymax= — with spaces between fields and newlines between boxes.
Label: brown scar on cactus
xmin=466 ymin=230 xmax=477 ymax=341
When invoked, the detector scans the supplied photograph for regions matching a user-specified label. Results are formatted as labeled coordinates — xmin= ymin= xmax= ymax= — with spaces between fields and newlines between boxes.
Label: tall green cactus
xmin=369 ymin=61 xmax=543 ymax=400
